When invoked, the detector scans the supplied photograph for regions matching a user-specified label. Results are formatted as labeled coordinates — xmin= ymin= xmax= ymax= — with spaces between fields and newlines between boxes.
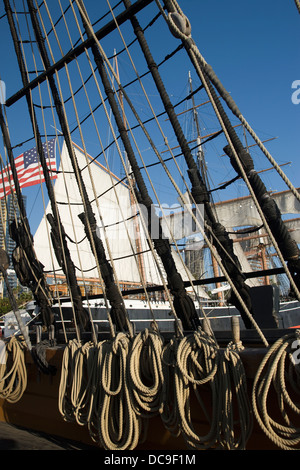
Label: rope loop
xmin=252 ymin=332 xmax=300 ymax=450
xmin=128 ymin=327 xmax=165 ymax=417
xmin=0 ymin=336 xmax=27 ymax=403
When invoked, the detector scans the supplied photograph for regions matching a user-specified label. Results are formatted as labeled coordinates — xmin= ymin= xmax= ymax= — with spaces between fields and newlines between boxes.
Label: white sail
xmin=172 ymin=189 xmax=300 ymax=236
xmin=33 ymin=141 xmax=210 ymax=298
xmin=214 ymin=189 xmax=300 ymax=229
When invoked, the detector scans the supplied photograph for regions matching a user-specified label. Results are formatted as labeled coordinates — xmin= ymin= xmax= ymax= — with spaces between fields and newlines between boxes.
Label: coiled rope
xmin=128 ymin=325 xmax=165 ymax=418
xmin=221 ymin=342 xmax=253 ymax=449
xmin=58 ymin=338 xmax=102 ymax=427
xmin=161 ymin=328 xmax=252 ymax=449
xmin=252 ymin=331 xmax=300 ymax=450
xmin=58 ymin=333 xmax=145 ymax=450
xmin=58 ymin=327 xmax=255 ymax=450
xmin=99 ymin=332 xmax=143 ymax=450
xmin=0 ymin=336 xmax=27 ymax=403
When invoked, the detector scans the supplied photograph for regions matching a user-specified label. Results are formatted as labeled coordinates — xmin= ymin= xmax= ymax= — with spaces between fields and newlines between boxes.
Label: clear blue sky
xmin=0 ymin=0 xmax=299 ymax=233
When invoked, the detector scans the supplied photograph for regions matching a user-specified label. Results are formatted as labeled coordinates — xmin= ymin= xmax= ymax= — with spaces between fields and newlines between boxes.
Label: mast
xmin=188 ymin=72 xmax=206 ymax=183
xmin=188 ymin=72 xmax=223 ymax=303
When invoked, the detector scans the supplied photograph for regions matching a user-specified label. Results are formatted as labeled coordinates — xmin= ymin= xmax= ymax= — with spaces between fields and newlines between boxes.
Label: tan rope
xmin=157 ymin=0 xmax=300 ymax=205
xmin=99 ymin=1 xmax=270 ymax=343
xmin=128 ymin=325 xmax=165 ymax=417
xmin=99 ymin=333 xmax=143 ymax=450
xmin=161 ymin=328 xmax=252 ymax=449
xmin=72 ymin=0 xmax=185 ymax=333
xmin=221 ymin=342 xmax=253 ymax=449
xmin=0 ymin=337 xmax=27 ymax=403
xmin=252 ymin=331 xmax=300 ymax=450
xmin=12 ymin=3 xmax=81 ymax=341
xmin=58 ymin=334 xmax=146 ymax=450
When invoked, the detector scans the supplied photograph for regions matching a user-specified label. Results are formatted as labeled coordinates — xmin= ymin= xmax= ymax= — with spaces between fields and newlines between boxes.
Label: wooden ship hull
xmin=0 ymin=329 xmax=298 ymax=451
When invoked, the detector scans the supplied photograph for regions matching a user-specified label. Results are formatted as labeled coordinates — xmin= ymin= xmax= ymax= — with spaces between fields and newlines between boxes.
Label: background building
xmin=0 ymin=194 xmax=27 ymax=298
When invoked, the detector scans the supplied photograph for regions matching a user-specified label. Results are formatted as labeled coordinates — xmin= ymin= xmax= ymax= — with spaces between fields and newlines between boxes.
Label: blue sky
xmin=0 ymin=0 xmax=299 ymax=233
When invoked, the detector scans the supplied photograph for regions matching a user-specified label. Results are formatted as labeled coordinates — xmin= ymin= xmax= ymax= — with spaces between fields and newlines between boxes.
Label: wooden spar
xmin=162 ymin=133 xmax=276 ymax=156
xmin=161 ymin=125 xmax=242 ymax=153
xmin=164 ymin=97 xmax=220 ymax=119
xmin=219 ymin=159 xmax=289 ymax=186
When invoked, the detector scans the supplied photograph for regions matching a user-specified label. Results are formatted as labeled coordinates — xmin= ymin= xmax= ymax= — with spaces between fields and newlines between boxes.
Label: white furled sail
xmin=34 ymin=141 xmax=209 ymax=298
xmin=214 ymin=189 xmax=300 ymax=229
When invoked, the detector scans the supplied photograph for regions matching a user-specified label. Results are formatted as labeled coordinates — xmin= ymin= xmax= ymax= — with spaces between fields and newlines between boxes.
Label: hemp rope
xmin=99 ymin=332 xmax=143 ymax=450
xmin=161 ymin=329 xmax=252 ymax=449
xmin=58 ymin=338 xmax=81 ymax=423
xmin=58 ymin=327 xmax=254 ymax=450
xmin=252 ymin=331 xmax=300 ymax=450
xmin=128 ymin=326 xmax=165 ymax=417
xmin=221 ymin=342 xmax=253 ymax=449
xmin=0 ymin=336 xmax=27 ymax=404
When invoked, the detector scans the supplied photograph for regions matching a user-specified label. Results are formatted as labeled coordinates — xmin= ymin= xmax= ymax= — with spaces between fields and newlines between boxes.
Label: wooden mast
xmin=188 ymin=72 xmax=223 ymax=304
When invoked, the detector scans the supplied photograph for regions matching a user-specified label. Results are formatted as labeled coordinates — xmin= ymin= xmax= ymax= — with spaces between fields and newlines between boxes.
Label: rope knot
xmin=226 ymin=340 xmax=244 ymax=355
xmin=112 ymin=332 xmax=129 ymax=355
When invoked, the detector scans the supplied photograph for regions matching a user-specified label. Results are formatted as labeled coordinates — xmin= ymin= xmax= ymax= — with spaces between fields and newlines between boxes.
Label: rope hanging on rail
xmin=160 ymin=328 xmax=252 ymax=449
xmin=252 ymin=330 xmax=300 ymax=450
xmin=58 ymin=326 xmax=253 ymax=450
xmin=128 ymin=325 xmax=165 ymax=418
xmin=0 ymin=336 xmax=27 ymax=404
xmin=99 ymin=332 xmax=144 ymax=450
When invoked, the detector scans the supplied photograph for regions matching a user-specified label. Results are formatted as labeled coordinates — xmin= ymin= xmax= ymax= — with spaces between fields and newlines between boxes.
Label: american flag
xmin=0 ymin=138 xmax=57 ymax=199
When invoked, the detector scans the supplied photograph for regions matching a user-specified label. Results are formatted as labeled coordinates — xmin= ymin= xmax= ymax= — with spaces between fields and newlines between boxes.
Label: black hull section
xmin=48 ymin=299 xmax=300 ymax=333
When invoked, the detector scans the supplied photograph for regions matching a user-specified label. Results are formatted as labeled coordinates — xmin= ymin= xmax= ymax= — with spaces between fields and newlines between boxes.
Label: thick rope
xmin=128 ymin=325 xmax=165 ymax=417
xmin=0 ymin=336 xmax=27 ymax=404
xmin=156 ymin=0 xmax=300 ymax=309
xmin=221 ymin=342 xmax=253 ymax=449
xmin=252 ymin=331 xmax=300 ymax=450
xmin=99 ymin=333 xmax=143 ymax=450
xmin=160 ymin=328 xmax=252 ymax=449
xmin=58 ymin=334 xmax=145 ymax=450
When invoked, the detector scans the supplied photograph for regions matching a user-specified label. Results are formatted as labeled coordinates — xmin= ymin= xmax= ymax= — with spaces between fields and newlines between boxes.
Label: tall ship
xmin=0 ymin=0 xmax=299 ymax=451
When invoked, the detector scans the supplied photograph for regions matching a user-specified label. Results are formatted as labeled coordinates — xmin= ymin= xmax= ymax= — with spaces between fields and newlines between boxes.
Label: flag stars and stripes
xmin=0 ymin=138 xmax=57 ymax=199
